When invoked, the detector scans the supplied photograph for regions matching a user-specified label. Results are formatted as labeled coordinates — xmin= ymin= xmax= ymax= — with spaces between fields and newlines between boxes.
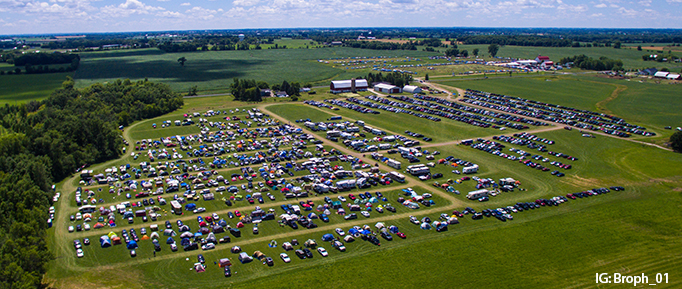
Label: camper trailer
xmin=387 ymin=159 xmax=401 ymax=170
xmin=463 ymin=164 xmax=479 ymax=174
xmin=467 ymin=189 xmax=489 ymax=200
xmin=170 ymin=200 xmax=182 ymax=215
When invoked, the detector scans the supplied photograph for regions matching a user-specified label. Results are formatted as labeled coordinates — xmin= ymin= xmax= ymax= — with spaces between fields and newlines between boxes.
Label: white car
xmin=68 ymin=226 xmax=74 ymax=233
xmin=212 ymin=213 xmax=220 ymax=220
xmin=201 ymin=243 xmax=215 ymax=250
xmin=170 ymin=243 xmax=178 ymax=251
xmin=193 ymin=207 xmax=206 ymax=214
xmin=337 ymin=196 xmax=346 ymax=202
xmin=360 ymin=211 xmax=370 ymax=218
xmin=335 ymin=228 xmax=345 ymax=236
xmin=76 ymin=249 xmax=84 ymax=258
xmin=317 ymin=247 xmax=329 ymax=257
xmin=280 ymin=253 xmax=291 ymax=263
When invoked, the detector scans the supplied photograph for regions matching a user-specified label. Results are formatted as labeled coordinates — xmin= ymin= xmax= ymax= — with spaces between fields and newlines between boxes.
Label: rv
xmin=389 ymin=171 xmax=406 ymax=183
xmin=387 ymin=159 xmax=401 ymax=170
xmin=463 ymin=164 xmax=479 ymax=174
xmin=170 ymin=200 xmax=182 ymax=215
xmin=467 ymin=189 xmax=489 ymax=200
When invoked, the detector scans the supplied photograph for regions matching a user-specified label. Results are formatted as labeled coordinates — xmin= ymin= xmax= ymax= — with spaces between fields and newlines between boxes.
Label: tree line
xmin=365 ymin=72 xmax=413 ymax=88
xmin=230 ymin=78 xmax=304 ymax=102
xmin=0 ymin=78 xmax=182 ymax=288
xmin=559 ymin=55 xmax=623 ymax=71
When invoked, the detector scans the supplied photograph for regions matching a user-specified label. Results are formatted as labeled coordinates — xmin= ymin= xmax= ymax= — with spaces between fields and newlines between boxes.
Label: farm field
xmin=0 ymin=72 xmax=72 ymax=104
xmin=73 ymin=48 xmax=439 ymax=93
xmin=47 ymin=70 xmax=682 ymax=289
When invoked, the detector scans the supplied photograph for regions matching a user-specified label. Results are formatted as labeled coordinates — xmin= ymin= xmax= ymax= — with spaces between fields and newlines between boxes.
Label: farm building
xmin=666 ymin=73 xmax=681 ymax=80
xmin=330 ymin=79 xmax=369 ymax=94
xmin=638 ymin=68 xmax=657 ymax=76
xmin=374 ymin=83 xmax=401 ymax=94
xmin=403 ymin=85 xmax=422 ymax=94
xmin=516 ymin=60 xmax=538 ymax=66
xmin=654 ymin=71 xmax=670 ymax=78
xmin=535 ymin=56 xmax=550 ymax=63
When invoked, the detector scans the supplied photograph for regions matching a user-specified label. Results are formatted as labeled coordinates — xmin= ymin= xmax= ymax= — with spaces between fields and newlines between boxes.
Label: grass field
xmin=0 ymin=72 xmax=72 ymax=104
xmin=74 ymin=48 xmax=439 ymax=93
xmin=47 ymin=66 xmax=682 ymax=288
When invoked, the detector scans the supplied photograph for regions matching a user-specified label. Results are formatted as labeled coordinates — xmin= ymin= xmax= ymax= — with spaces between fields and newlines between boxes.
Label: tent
xmin=112 ymin=236 xmax=122 ymax=245
xmin=100 ymin=236 xmax=111 ymax=248
xmin=236 ymin=222 xmax=244 ymax=228
xmin=93 ymin=223 xmax=104 ymax=229
xmin=212 ymin=225 xmax=225 ymax=234
xmin=194 ymin=232 xmax=203 ymax=238
xmin=126 ymin=240 xmax=138 ymax=249
xmin=150 ymin=232 xmax=160 ymax=240
xmin=140 ymin=235 xmax=150 ymax=240
xmin=304 ymin=239 xmax=317 ymax=248
xmin=308 ymin=213 xmax=318 ymax=219
xmin=389 ymin=225 xmax=399 ymax=234
xmin=179 ymin=225 xmax=190 ymax=232
xmin=368 ymin=197 xmax=378 ymax=203
xmin=361 ymin=230 xmax=371 ymax=235
xmin=322 ymin=234 xmax=334 ymax=242
xmin=185 ymin=203 xmax=197 ymax=211
xmin=163 ymin=229 xmax=177 ymax=236
xmin=448 ymin=217 xmax=459 ymax=224
xmin=268 ymin=240 xmax=278 ymax=248
xmin=193 ymin=263 xmax=206 ymax=273
xmin=219 ymin=258 xmax=232 ymax=268
xmin=166 ymin=237 xmax=175 ymax=244
xmin=420 ymin=223 xmax=432 ymax=230
xmin=180 ymin=238 xmax=191 ymax=246
xmin=107 ymin=231 xmax=118 ymax=239
xmin=180 ymin=231 xmax=194 ymax=239
xmin=348 ymin=228 xmax=360 ymax=236
xmin=375 ymin=222 xmax=385 ymax=230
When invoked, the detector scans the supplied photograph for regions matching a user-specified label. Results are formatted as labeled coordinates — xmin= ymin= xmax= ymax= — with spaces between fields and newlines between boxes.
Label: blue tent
xmin=180 ymin=237 xmax=191 ymax=246
xmin=185 ymin=203 xmax=197 ymax=211
xmin=348 ymin=228 xmax=360 ymax=235
xmin=218 ymin=219 xmax=227 ymax=227
xmin=389 ymin=225 xmax=399 ymax=234
xmin=166 ymin=237 xmax=175 ymax=244
xmin=321 ymin=234 xmax=334 ymax=242
xmin=361 ymin=230 xmax=371 ymax=235
xmin=126 ymin=240 xmax=138 ymax=250
xmin=100 ymin=236 xmax=111 ymax=248
xmin=194 ymin=232 xmax=203 ymax=238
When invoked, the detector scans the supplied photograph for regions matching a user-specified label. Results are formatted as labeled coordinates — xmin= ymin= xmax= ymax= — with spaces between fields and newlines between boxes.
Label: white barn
xmin=374 ymin=83 xmax=401 ymax=94
xmin=330 ymin=79 xmax=368 ymax=94
xmin=403 ymin=85 xmax=422 ymax=94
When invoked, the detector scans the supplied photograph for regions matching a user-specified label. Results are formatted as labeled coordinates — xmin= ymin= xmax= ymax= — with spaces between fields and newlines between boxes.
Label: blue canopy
xmin=185 ymin=203 xmax=197 ymax=210
xmin=100 ymin=236 xmax=111 ymax=248
xmin=389 ymin=225 xmax=399 ymax=234
xmin=348 ymin=228 xmax=360 ymax=235
xmin=361 ymin=230 xmax=371 ymax=235
xmin=126 ymin=240 xmax=138 ymax=250
xmin=322 ymin=234 xmax=334 ymax=241
xmin=166 ymin=237 xmax=175 ymax=244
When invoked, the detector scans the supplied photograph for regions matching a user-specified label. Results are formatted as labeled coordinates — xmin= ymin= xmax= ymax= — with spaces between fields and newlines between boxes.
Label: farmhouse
xmin=374 ymin=83 xmax=401 ymax=94
xmin=403 ymin=85 xmax=422 ymax=94
xmin=330 ymin=79 xmax=369 ymax=94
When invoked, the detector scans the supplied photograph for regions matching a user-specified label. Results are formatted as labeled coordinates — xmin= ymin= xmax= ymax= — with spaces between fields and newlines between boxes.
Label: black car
xmin=472 ymin=213 xmax=483 ymax=220
xmin=265 ymin=257 xmax=274 ymax=266
xmin=83 ymin=238 xmax=90 ymax=246
xmin=344 ymin=213 xmax=358 ymax=220
xmin=303 ymin=248 xmax=313 ymax=258
xmin=224 ymin=266 xmax=232 ymax=277
xmin=165 ymin=220 xmax=172 ymax=229
xmin=380 ymin=232 xmax=393 ymax=241
xmin=198 ymin=254 xmax=205 ymax=264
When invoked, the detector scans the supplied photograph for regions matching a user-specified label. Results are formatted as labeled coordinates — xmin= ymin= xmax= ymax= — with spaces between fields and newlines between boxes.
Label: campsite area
xmin=44 ymin=61 xmax=682 ymax=288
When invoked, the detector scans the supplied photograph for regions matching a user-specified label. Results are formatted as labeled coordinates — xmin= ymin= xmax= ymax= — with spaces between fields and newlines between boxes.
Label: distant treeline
xmin=230 ymin=78 xmax=303 ymax=102
xmin=559 ymin=55 xmax=623 ymax=71
xmin=345 ymin=41 xmax=417 ymax=51
xmin=12 ymin=52 xmax=79 ymax=66
xmin=0 ymin=77 xmax=182 ymax=288
xmin=458 ymin=35 xmax=573 ymax=47
xmin=40 ymin=38 xmax=149 ymax=50
xmin=365 ymin=72 xmax=413 ymax=88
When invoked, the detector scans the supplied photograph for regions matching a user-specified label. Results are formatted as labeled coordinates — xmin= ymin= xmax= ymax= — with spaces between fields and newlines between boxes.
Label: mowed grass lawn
xmin=74 ymin=48 xmax=438 ymax=93
xmin=0 ymin=72 xmax=72 ymax=104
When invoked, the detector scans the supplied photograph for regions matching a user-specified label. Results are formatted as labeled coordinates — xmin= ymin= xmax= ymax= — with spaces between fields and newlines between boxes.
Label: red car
xmin=452 ymin=210 xmax=463 ymax=218
xmin=235 ymin=210 xmax=241 ymax=217
xmin=348 ymin=194 xmax=356 ymax=201
xmin=396 ymin=232 xmax=406 ymax=239
xmin=566 ymin=193 xmax=576 ymax=199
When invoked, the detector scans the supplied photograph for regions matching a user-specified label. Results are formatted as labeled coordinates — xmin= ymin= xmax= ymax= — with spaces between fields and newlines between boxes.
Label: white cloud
xmin=157 ymin=10 xmax=182 ymax=17
xmin=590 ymin=13 xmax=603 ymax=17
xmin=101 ymin=0 xmax=165 ymax=17
xmin=609 ymin=3 xmax=619 ymax=7
xmin=233 ymin=0 xmax=260 ymax=6
xmin=666 ymin=0 xmax=682 ymax=3
xmin=594 ymin=3 xmax=607 ymax=8
xmin=557 ymin=3 xmax=587 ymax=12
xmin=185 ymin=6 xmax=221 ymax=20
xmin=638 ymin=0 xmax=651 ymax=6
xmin=180 ymin=2 xmax=189 ymax=5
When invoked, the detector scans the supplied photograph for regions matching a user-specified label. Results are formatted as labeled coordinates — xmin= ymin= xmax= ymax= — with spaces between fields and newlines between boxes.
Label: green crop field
xmin=48 ymin=65 xmax=682 ymax=289
xmin=73 ymin=48 xmax=439 ymax=93
xmin=0 ymin=72 xmax=72 ymax=104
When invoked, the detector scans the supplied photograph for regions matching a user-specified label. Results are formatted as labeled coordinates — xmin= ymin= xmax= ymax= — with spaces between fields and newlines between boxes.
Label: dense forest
xmin=0 ymin=78 xmax=183 ymax=288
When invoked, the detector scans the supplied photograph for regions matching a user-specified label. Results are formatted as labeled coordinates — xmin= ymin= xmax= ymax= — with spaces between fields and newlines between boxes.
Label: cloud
xmin=157 ymin=10 xmax=182 ymax=17
xmin=638 ymin=0 xmax=651 ymax=6
xmin=101 ymin=0 xmax=165 ymax=17
xmin=180 ymin=2 xmax=189 ymax=5
xmin=590 ymin=13 xmax=603 ymax=17
xmin=185 ymin=6 xmax=222 ymax=20
xmin=594 ymin=3 xmax=607 ymax=8
xmin=557 ymin=3 xmax=587 ymax=12
xmin=666 ymin=0 xmax=682 ymax=3
xmin=233 ymin=0 xmax=260 ymax=6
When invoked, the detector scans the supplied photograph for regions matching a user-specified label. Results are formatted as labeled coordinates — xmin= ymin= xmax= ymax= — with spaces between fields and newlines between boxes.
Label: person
xmin=153 ymin=251 xmax=156 ymax=257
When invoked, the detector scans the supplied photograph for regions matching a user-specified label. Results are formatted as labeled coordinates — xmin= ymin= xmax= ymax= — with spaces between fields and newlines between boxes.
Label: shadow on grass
xmin=77 ymin=58 xmax=264 ymax=83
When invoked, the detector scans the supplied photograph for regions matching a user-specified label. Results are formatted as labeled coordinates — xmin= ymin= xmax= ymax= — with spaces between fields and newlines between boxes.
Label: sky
xmin=0 ymin=0 xmax=681 ymax=35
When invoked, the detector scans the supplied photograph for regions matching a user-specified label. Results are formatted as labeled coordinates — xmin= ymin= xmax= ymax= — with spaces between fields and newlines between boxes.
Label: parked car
xmin=76 ymin=249 xmax=84 ymax=258
xmin=224 ymin=266 xmax=232 ymax=277
xmin=317 ymin=247 xmax=329 ymax=257
xmin=280 ymin=253 xmax=291 ymax=263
